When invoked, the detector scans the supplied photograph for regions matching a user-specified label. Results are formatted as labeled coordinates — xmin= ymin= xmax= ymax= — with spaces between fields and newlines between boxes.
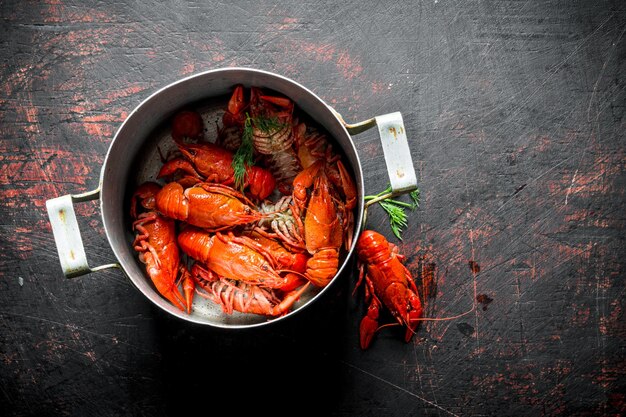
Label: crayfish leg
xmin=178 ymin=265 xmax=195 ymax=314
xmin=353 ymin=262 xmax=367 ymax=297
xmin=269 ymin=282 xmax=310 ymax=316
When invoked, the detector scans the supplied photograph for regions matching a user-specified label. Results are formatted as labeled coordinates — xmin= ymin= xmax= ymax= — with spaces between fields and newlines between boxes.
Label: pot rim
xmin=99 ymin=67 xmax=365 ymax=328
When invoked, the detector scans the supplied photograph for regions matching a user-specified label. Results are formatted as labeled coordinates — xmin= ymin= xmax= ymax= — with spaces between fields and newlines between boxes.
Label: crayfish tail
xmin=160 ymin=286 xmax=187 ymax=313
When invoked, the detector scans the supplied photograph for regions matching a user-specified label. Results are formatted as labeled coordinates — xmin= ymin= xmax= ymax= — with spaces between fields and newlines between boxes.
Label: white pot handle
xmin=335 ymin=110 xmax=418 ymax=196
xmin=45 ymin=187 xmax=120 ymax=278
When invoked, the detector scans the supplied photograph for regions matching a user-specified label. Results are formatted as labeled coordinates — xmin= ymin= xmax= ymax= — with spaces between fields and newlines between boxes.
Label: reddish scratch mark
xmin=336 ymin=51 xmax=363 ymax=79
xmin=82 ymin=114 xmax=126 ymax=123
xmin=82 ymin=122 xmax=113 ymax=137
xmin=514 ymin=135 xmax=552 ymax=155
xmin=3 ymin=226 xmax=35 ymax=259
xmin=551 ymin=152 xmax=624 ymax=201
xmin=274 ymin=39 xmax=364 ymax=81
xmin=557 ymin=241 xmax=596 ymax=264
xmin=564 ymin=209 xmax=611 ymax=228
xmin=532 ymin=135 xmax=551 ymax=152
xmin=59 ymin=84 xmax=145 ymax=138
xmin=299 ymin=42 xmax=335 ymax=62
xmin=43 ymin=2 xmax=115 ymax=23
xmin=69 ymin=102 xmax=89 ymax=114
xmin=24 ymin=106 xmax=40 ymax=133
xmin=277 ymin=17 xmax=299 ymax=30
xmin=372 ymin=81 xmax=386 ymax=93
xmin=466 ymin=129 xmax=486 ymax=144
xmin=421 ymin=261 xmax=437 ymax=300
xmin=181 ymin=63 xmax=195 ymax=75
xmin=89 ymin=218 xmax=106 ymax=236
xmin=101 ymin=85 xmax=146 ymax=105
xmin=42 ymin=31 xmax=106 ymax=56
xmin=56 ymin=75 xmax=85 ymax=91
xmin=594 ymin=361 xmax=621 ymax=390
xmin=599 ymin=299 xmax=624 ymax=336
xmin=1 ymin=184 xmax=61 ymax=208
xmin=572 ymin=304 xmax=590 ymax=326
xmin=0 ymin=145 xmax=100 ymax=189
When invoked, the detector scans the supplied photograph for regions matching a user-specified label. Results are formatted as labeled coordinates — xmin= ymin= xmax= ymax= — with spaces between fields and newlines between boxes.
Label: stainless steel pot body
xmin=46 ymin=68 xmax=417 ymax=329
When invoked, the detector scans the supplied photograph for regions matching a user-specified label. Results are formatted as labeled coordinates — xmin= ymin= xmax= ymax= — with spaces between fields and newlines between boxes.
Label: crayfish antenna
xmin=376 ymin=322 xmax=400 ymax=332
xmin=403 ymin=318 xmax=419 ymax=343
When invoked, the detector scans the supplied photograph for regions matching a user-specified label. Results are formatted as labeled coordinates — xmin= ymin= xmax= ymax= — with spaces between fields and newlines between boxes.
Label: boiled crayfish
xmin=158 ymin=139 xmax=276 ymax=200
xmin=191 ymin=263 xmax=310 ymax=317
xmin=218 ymin=84 xmax=247 ymax=151
xmin=290 ymin=158 xmax=357 ymax=287
xmin=130 ymin=182 xmax=192 ymax=313
xmin=249 ymin=86 xmax=301 ymax=194
xmin=128 ymin=85 xmax=357 ymax=320
xmin=178 ymin=227 xmax=306 ymax=292
xmin=355 ymin=230 xmax=424 ymax=349
xmin=155 ymin=182 xmax=268 ymax=231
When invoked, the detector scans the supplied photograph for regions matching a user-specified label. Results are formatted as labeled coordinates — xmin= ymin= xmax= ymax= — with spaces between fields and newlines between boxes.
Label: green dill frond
xmin=380 ymin=200 xmax=408 ymax=240
xmin=232 ymin=113 xmax=255 ymax=190
xmin=251 ymin=115 xmax=286 ymax=133
xmin=410 ymin=188 xmax=420 ymax=208
xmin=364 ymin=185 xmax=421 ymax=240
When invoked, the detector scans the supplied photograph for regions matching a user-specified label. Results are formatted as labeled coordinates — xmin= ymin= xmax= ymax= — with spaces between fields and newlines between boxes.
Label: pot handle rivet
xmin=46 ymin=187 xmax=120 ymax=278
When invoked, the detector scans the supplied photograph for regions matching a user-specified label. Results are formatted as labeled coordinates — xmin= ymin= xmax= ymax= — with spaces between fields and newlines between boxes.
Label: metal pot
xmin=45 ymin=68 xmax=417 ymax=328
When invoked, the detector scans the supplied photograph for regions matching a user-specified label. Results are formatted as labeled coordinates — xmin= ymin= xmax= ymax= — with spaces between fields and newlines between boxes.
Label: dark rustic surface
xmin=1 ymin=1 xmax=625 ymax=416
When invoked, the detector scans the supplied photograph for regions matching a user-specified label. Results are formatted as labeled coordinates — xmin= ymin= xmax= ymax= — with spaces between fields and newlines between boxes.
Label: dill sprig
xmin=231 ymin=113 xmax=288 ymax=191
xmin=252 ymin=114 xmax=286 ymax=133
xmin=364 ymin=185 xmax=420 ymax=240
xmin=232 ymin=113 xmax=255 ymax=190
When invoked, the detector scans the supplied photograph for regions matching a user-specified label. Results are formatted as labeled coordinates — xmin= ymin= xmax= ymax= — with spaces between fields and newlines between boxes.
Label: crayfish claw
xmin=359 ymin=298 xmax=382 ymax=350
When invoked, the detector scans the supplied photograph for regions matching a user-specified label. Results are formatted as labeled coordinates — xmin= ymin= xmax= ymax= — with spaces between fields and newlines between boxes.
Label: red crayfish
xmin=128 ymin=85 xmax=358 ymax=320
xmin=155 ymin=182 xmax=268 ymax=231
xmin=178 ymin=227 xmax=310 ymax=316
xmin=130 ymin=182 xmax=194 ymax=313
xmin=159 ymin=113 xmax=276 ymax=200
xmin=290 ymin=158 xmax=357 ymax=287
xmin=355 ymin=229 xmax=424 ymax=350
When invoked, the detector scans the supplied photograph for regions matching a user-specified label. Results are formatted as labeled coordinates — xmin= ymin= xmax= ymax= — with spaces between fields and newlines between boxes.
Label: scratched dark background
xmin=1 ymin=1 xmax=625 ymax=416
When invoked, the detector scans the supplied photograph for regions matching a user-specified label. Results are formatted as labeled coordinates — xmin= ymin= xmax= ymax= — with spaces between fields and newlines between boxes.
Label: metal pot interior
xmin=99 ymin=68 xmax=364 ymax=327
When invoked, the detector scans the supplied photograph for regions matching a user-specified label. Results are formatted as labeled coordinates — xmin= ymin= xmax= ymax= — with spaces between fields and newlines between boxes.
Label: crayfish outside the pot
xmin=354 ymin=229 xmax=424 ymax=350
